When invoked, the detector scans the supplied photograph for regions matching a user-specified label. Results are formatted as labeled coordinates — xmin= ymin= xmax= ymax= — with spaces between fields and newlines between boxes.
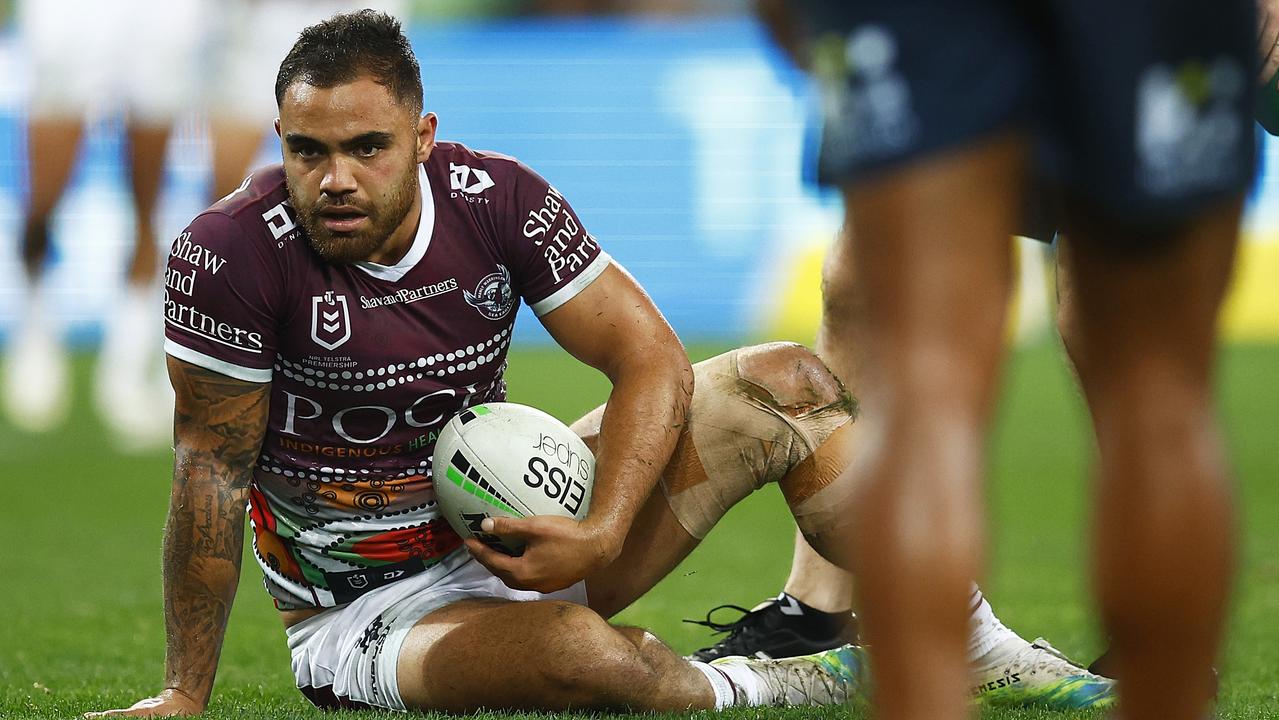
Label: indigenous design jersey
xmin=163 ymin=142 xmax=610 ymax=609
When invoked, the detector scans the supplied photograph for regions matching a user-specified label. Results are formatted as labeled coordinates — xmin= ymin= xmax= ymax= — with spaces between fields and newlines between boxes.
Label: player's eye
xmin=354 ymin=144 xmax=382 ymax=158
xmin=292 ymin=145 xmax=323 ymax=160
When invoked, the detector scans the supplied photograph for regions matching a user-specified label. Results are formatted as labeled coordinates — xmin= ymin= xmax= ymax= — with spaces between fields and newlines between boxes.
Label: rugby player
xmin=783 ymin=1 xmax=1253 ymax=719
xmin=85 ymin=11 xmax=877 ymax=716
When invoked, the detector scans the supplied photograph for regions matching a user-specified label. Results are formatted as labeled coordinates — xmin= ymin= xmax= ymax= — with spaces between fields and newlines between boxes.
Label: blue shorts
xmin=804 ymin=0 xmax=1257 ymax=223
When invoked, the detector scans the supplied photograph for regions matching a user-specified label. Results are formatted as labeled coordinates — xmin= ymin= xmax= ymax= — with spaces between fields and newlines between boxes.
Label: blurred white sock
xmin=95 ymin=280 xmax=169 ymax=450
xmin=3 ymin=280 xmax=69 ymax=432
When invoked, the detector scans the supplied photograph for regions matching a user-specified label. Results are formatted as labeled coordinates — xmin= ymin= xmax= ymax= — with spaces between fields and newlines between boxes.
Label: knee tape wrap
xmin=660 ymin=343 xmax=854 ymax=538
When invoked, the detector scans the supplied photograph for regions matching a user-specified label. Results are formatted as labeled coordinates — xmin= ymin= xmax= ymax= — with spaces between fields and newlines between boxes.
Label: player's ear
xmin=416 ymin=112 xmax=438 ymax=162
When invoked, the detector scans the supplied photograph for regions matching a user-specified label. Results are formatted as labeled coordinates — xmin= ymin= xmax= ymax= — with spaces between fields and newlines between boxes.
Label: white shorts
xmin=285 ymin=550 xmax=588 ymax=711
xmin=17 ymin=0 xmax=207 ymax=122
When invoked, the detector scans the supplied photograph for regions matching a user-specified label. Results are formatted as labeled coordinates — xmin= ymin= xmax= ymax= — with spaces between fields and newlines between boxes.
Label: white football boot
xmin=709 ymin=643 xmax=868 ymax=707
xmin=970 ymin=635 xmax=1115 ymax=709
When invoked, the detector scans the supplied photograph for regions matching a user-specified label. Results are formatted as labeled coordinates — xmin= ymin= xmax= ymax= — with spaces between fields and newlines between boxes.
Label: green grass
xmin=1 ymin=341 xmax=1275 ymax=719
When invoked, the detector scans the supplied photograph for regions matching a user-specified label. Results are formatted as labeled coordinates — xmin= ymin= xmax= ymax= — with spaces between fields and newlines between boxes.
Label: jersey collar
xmin=354 ymin=164 xmax=434 ymax=282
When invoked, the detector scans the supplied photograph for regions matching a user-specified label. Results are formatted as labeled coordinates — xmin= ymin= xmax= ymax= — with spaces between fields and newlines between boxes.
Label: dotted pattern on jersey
xmin=273 ymin=328 xmax=512 ymax=392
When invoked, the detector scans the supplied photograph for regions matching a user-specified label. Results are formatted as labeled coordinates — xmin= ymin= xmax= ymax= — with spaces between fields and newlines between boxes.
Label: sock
xmin=690 ymin=659 xmax=770 ymax=708
xmin=967 ymin=584 xmax=1020 ymax=661
xmin=772 ymin=592 xmax=852 ymax=638
xmin=690 ymin=661 xmax=739 ymax=709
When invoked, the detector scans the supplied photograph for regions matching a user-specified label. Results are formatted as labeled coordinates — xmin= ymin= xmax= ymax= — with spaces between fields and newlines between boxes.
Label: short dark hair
xmin=275 ymin=10 xmax=423 ymax=115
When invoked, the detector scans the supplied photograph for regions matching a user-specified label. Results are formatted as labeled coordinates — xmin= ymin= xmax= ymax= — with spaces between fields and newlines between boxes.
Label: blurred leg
xmin=92 ymin=122 xmax=174 ymax=449
xmin=209 ymin=119 xmax=265 ymax=201
xmin=3 ymin=117 xmax=82 ymax=430
xmin=1061 ymin=201 xmax=1241 ymax=720
xmin=839 ymin=135 xmax=1024 ymax=720
xmin=21 ymin=117 xmax=83 ymax=279
xmin=124 ymin=122 xmax=170 ymax=286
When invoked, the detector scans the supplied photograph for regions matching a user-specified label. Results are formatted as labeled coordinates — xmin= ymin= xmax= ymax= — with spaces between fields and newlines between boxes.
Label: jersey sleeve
xmin=499 ymin=161 xmax=611 ymax=316
xmin=162 ymin=212 xmax=282 ymax=383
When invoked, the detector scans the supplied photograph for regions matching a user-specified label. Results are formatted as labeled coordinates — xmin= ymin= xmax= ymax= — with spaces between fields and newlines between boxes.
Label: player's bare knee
xmin=535 ymin=603 xmax=658 ymax=706
xmin=660 ymin=343 xmax=854 ymax=539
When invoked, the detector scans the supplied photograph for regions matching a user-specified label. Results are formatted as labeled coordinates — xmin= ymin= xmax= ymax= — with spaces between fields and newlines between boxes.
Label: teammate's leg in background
xmin=209 ymin=119 xmax=265 ymax=201
xmin=93 ymin=121 xmax=175 ymax=448
xmin=123 ymin=123 xmax=168 ymax=288
xmin=1061 ymin=202 xmax=1241 ymax=720
xmin=3 ymin=116 xmax=82 ymax=431
xmin=832 ymin=135 xmax=1024 ymax=720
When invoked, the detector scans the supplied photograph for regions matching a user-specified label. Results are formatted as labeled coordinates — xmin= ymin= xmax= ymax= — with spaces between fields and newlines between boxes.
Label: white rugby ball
xmin=433 ymin=402 xmax=594 ymax=556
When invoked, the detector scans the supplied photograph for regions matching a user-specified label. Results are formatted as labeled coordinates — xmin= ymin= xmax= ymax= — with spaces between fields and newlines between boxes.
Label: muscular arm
xmin=541 ymin=263 xmax=693 ymax=552
xmin=86 ymin=358 xmax=271 ymax=716
xmin=160 ymin=358 xmax=270 ymax=708
xmin=469 ymin=264 xmax=693 ymax=591
xmin=87 ymin=358 xmax=269 ymax=718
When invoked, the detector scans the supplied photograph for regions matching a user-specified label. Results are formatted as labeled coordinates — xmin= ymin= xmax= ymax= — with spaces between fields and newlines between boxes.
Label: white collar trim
xmin=354 ymin=164 xmax=434 ymax=282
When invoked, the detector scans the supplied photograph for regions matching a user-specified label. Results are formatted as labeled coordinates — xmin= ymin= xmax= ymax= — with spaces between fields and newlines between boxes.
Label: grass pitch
xmin=0 ymin=341 xmax=1275 ymax=719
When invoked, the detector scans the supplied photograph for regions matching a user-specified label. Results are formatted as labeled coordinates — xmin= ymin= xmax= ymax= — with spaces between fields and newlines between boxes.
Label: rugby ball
xmin=433 ymin=402 xmax=595 ymax=556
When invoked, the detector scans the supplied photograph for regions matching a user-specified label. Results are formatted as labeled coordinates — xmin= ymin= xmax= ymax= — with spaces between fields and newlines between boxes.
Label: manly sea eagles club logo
xmin=311 ymin=291 xmax=352 ymax=350
xmin=464 ymin=265 xmax=515 ymax=320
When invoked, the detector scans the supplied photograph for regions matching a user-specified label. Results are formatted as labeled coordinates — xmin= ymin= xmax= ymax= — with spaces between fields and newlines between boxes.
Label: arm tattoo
xmin=162 ymin=360 xmax=270 ymax=703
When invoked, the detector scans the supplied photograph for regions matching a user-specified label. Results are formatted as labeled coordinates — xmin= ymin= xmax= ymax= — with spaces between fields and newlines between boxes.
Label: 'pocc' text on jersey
xmin=163 ymin=142 xmax=610 ymax=609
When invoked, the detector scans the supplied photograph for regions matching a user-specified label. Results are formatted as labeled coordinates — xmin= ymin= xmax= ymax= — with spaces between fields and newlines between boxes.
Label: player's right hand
xmin=465 ymin=514 xmax=618 ymax=593
xmin=83 ymin=689 xmax=204 ymax=718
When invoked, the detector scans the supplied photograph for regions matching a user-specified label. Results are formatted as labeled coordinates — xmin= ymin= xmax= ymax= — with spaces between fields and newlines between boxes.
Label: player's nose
xmin=319 ymin=155 xmax=359 ymax=196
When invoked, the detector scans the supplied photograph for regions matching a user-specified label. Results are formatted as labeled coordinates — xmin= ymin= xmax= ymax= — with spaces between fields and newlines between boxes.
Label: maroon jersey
xmin=163 ymin=142 xmax=609 ymax=608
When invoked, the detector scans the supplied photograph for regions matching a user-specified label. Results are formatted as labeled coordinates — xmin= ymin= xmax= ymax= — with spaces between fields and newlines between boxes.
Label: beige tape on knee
xmin=783 ymin=421 xmax=863 ymax=540
xmin=660 ymin=342 xmax=854 ymax=539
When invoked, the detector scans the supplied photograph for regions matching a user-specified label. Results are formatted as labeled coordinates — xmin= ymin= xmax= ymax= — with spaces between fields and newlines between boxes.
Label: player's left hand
xmin=463 ymin=515 xmax=621 ymax=593
xmin=1258 ymin=0 xmax=1279 ymax=87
